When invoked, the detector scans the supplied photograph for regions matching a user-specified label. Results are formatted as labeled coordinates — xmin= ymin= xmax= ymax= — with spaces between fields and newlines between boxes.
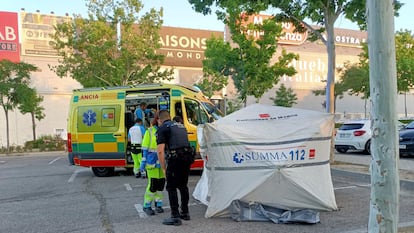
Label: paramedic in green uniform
xmin=140 ymin=113 xmax=165 ymax=215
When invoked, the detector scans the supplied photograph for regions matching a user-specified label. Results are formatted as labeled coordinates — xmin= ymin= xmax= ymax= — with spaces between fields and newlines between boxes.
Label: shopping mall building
xmin=1 ymin=11 xmax=413 ymax=146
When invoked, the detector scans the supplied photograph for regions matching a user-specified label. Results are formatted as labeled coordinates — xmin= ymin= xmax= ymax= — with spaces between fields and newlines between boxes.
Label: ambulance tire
xmin=92 ymin=167 xmax=115 ymax=177
xmin=125 ymin=167 xmax=134 ymax=175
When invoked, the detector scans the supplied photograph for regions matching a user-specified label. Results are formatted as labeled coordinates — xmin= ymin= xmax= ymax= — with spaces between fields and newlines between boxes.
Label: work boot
xmin=143 ymin=207 xmax=155 ymax=216
xmin=155 ymin=206 xmax=164 ymax=213
xmin=135 ymin=172 xmax=141 ymax=178
xmin=180 ymin=212 xmax=191 ymax=221
xmin=162 ymin=217 xmax=182 ymax=226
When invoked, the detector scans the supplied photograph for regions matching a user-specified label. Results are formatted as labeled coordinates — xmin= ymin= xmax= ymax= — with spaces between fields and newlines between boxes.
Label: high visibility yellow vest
xmin=142 ymin=126 xmax=157 ymax=153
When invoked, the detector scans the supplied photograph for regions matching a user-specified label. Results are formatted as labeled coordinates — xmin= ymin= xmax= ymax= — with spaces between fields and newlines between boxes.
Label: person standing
xmin=140 ymin=114 xmax=165 ymax=216
xmin=128 ymin=118 xmax=145 ymax=178
xmin=157 ymin=110 xmax=194 ymax=226
xmin=134 ymin=102 xmax=153 ymax=128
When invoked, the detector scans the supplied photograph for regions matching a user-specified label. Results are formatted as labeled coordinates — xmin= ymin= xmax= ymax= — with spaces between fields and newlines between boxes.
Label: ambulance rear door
xmin=71 ymin=90 xmax=127 ymax=176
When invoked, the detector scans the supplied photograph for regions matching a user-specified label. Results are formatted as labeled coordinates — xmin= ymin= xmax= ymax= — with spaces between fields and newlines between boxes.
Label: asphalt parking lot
xmin=0 ymin=151 xmax=413 ymax=233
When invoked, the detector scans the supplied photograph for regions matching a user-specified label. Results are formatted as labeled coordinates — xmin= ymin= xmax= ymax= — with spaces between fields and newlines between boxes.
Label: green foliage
xmin=50 ymin=0 xmax=174 ymax=87
xmin=230 ymin=10 xmax=298 ymax=102
xmin=198 ymin=4 xmax=298 ymax=103
xmin=25 ymin=135 xmax=66 ymax=152
xmin=16 ymin=86 xmax=45 ymax=141
xmin=313 ymin=58 xmax=369 ymax=106
xmin=184 ymin=1 xmax=337 ymax=113
xmin=0 ymin=135 xmax=65 ymax=154
xmin=333 ymin=30 xmax=414 ymax=100
xmin=270 ymin=84 xmax=297 ymax=107
xmin=197 ymin=36 xmax=232 ymax=98
xmin=395 ymin=30 xmax=414 ymax=92
xmin=0 ymin=60 xmax=37 ymax=153
xmin=17 ymin=86 xmax=45 ymax=120
xmin=189 ymin=0 xmax=401 ymax=114
xmin=189 ymin=0 xmax=403 ymax=45
xmin=225 ymin=97 xmax=244 ymax=115
xmin=338 ymin=60 xmax=370 ymax=98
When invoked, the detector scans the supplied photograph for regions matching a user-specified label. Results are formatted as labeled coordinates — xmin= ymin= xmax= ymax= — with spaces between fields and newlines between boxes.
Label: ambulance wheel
xmin=125 ymin=167 xmax=134 ymax=175
xmin=92 ymin=167 xmax=115 ymax=177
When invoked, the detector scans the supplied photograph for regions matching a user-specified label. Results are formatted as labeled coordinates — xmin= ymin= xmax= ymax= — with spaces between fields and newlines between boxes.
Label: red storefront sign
xmin=0 ymin=11 xmax=20 ymax=62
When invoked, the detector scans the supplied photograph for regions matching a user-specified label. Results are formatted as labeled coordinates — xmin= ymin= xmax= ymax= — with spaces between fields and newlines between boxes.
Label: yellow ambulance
xmin=67 ymin=83 xmax=223 ymax=176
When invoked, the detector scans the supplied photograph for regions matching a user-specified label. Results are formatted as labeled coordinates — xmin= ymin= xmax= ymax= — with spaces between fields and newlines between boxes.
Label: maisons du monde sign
xmin=157 ymin=26 xmax=223 ymax=68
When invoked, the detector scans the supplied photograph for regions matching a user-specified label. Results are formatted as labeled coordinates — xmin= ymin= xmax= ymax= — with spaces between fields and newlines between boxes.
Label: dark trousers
xmin=165 ymin=157 xmax=191 ymax=217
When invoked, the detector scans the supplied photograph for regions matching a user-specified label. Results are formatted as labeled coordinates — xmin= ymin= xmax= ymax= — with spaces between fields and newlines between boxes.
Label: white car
xmin=335 ymin=119 xmax=371 ymax=154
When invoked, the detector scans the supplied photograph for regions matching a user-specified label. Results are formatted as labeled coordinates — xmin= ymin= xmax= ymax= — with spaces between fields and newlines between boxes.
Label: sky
xmin=2 ymin=0 xmax=414 ymax=32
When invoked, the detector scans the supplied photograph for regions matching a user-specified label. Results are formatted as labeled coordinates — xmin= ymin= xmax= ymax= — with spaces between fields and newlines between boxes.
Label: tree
xmin=367 ymin=0 xmax=399 ymax=231
xmin=312 ymin=81 xmax=348 ymax=112
xmin=0 ymin=60 xmax=37 ymax=153
xmin=189 ymin=0 xmax=402 ymax=114
xmin=270 ymin=84 xmax=297 ymax=107
xmin=196 ymin=3 xmax=298 ymax=104
xmin=312 ymin=59 xmax=369 ymax=112
xmin=50 ymin=0 xmax=173 ymax=87
xmin=196 ymin=36 xmax=231 ymax=98
xmin=334 ymin=31 xmax=414 ymax=114
xmin=395 ymin=30 xmax=414 ymax=117
xmin=16 ymin=86 xmax=45 ymax=141
xmin=225 ymin=97 xmax=243 ymax=115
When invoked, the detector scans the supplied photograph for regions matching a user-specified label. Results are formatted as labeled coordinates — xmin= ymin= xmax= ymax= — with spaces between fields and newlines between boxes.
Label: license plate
xmin=339 ymin=133 xmax=351 ymax=138
xmin=399 ymin=144 xmax=406 ymax=149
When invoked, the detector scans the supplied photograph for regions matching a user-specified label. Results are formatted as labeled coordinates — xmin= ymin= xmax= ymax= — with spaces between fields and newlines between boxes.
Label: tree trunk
xmin=325 ymin=13 xmax=336 ymax=164
xmin=325 ymin=19 xmax=336 ymax=114
xmin=31 ymin=112 xmax=36 ymax=141
xmin=367 ymin=0 xmax=400 ymax=232
xmin=3 ymin=108 xmax=10 ymax=154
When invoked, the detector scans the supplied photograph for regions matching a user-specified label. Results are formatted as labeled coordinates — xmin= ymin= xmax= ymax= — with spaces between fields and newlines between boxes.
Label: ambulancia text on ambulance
xmin=67 ymin=83 xmax=222 ymax=176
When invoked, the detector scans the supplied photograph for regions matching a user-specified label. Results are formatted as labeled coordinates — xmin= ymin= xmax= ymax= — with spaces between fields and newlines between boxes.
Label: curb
xmin=331 ymin=168 xmax=414 ymax=192
xmin=0 ymin=151 xmax=66 ymax=157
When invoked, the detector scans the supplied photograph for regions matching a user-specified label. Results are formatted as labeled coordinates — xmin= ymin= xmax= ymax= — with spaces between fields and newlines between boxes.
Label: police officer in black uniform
xmin=156 ymin=110 xmax=194 ymax=226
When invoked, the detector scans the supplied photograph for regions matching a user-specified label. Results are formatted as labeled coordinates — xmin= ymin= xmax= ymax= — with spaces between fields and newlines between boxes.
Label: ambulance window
xmin=77 ymin=105 xmax=120 ymax=132
xmin=202 ymin=102 xmax=223 ymax=120
xmin=184 ymin=99 xmax=208 ymax=126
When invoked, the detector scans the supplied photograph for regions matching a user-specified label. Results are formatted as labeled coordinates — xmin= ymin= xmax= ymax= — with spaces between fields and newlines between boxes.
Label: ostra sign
xmin=239 ymin=13 xmax=308 ymax=45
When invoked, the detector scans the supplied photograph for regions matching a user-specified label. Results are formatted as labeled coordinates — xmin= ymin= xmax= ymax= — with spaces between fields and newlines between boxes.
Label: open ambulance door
xmin=180 ymin=96 xmax=210 ymax=170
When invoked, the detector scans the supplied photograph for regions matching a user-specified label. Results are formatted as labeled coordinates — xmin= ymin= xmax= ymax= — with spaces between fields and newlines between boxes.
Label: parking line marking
xmin=335 ymin=185 xmax=357 ymax=190
xmin=48 ymin=157 xmax=61 ymax=165
xmin=68 ymin=170 xmax=81 ymax=183
xmin=335 ymin=184 xmax=371 ymax=190
xmin=135 ymin=204 xmax=148 ymax=218
xmin=160 ymin=202 xmax=199 ymax=210
xmin=124 ymin=183 xmax=132 ymax=191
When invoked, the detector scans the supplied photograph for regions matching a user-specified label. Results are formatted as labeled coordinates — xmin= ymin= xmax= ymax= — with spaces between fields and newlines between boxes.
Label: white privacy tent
xmin=193 ymin=104 xmax=338 ymax=218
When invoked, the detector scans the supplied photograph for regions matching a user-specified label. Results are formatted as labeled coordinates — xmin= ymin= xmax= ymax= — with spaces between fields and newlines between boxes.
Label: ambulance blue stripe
xmin=77 ymin=152 xmax=125 ymax=160
xmin=117 ymin=92 xmax=125 ymax=99
xmin=171 ymin=89 xmax=183 ymax=97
